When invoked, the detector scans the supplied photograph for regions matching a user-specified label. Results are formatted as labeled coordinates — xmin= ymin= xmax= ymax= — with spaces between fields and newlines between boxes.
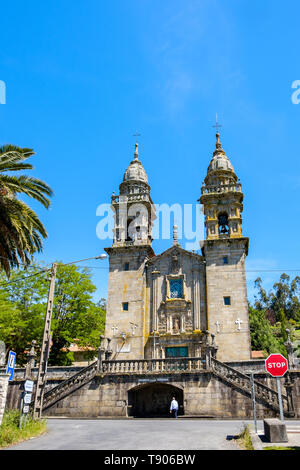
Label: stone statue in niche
xmin=172 ymin=317 xmax=180 ymax=334
xmin=170 ymin=253 xmax=179 ymax=274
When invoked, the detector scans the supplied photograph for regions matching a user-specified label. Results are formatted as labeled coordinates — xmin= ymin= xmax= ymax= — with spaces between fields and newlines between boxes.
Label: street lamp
xmin=95 ymin=254 xmax=107 ymax=260
xmin=33 ymin=253 xmax=107 ymax=419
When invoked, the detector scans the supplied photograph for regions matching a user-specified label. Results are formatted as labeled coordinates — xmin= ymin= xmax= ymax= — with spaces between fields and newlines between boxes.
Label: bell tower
xmin=200 ymin=132 xmax=243 ymax=240
xmin=200 ymin=132 xmax=251 ymax=362
xmin=111 ymin=142 xmax=155 ymax=247
xmin=104 ymin=143 xmax=155 ymax=360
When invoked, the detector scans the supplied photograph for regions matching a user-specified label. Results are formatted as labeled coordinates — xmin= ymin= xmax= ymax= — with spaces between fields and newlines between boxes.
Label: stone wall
xmin=40 ymin=371 xmax=300 ymax=419
xmin=203 ymin=238 xmax=251 ymax=362
xmin=105 ymin=246 xmax=151 ymax=360
xmin=3 ymin=365 xmax=299 ymax=419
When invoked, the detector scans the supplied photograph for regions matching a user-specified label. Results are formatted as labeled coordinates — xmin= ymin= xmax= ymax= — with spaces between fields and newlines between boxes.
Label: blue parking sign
xmin=6 ymin=351 xmax=16 ymax=381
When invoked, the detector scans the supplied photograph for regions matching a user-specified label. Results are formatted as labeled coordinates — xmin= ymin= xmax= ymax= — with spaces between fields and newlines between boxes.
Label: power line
xmin=0 ymin=269 xmax=51 ymax=288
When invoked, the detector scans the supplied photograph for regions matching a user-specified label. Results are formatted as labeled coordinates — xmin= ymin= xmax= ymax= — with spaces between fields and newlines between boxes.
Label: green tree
xmin=49 ymin=263 xmax=106 ymax=365
xmin=0 ymin=145 xmax=53 ymax=277
xmin=254 ymin=274 xmax=300 ymax=322
xmin=0 ymin=262 xmax=106 ymax=365
xmin=0 ymin=266 xmax=46 ymax=363
xmin=249 ymin=306 xmax=286 ymax=356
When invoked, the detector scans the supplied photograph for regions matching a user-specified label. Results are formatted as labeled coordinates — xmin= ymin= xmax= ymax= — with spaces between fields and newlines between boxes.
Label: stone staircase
xmin=210 ymin=358 xmax=291 ymax=416
xmin=41 ymin=361 xmax=98 ymax=410
xmin=39 ymin=356 xmax=293 ymax=416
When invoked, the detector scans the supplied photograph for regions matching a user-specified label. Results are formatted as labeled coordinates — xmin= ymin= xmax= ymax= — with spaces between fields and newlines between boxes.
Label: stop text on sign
xmin=265 ymin=353 xmax=288 ymax=377
xmin=267 ymin=362 xmax=287 ymax=369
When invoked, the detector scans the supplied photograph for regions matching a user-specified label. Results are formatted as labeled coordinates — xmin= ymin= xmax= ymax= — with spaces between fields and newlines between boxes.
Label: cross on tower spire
xmin=212 ymin=113 xmax=222 ymax=134
xmin=212 ymin=114 xmax=223 ymax=149
xmin=133 ymin=131 xmax=141 ymax=142
xmin=133 ymin=132 xmax=141 ymax=160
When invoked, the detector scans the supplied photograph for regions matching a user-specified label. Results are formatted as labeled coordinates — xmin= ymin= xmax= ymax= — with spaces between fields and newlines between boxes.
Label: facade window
xmin=169 ymin=278 xmax=183 ymax=299
xmin=224 ymin=296 xmax=231 ymax=306
xmin=122 ymin=302 xmax=129 ymax=311
xmin=223 ymin=256 xmax=228 ymax=265
xmin=124 ymin=262 xmax=129 ymax=271
xmin=165 ymin=346 xmax=188 ymax=358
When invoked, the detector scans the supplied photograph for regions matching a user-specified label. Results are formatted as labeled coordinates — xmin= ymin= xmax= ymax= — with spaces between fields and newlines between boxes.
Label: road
xmin=6 ymin=418 xmax=300 ymax=451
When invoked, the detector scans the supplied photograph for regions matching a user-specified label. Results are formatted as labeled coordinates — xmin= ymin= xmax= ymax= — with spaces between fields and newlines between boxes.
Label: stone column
xmin=97 ymin=335 xmax=106 ymax=372
xmin=285 ymin=329 xmax=295 ymax=369
xmin=24 ymin=340 xmax=37 ymax=379
xmin=105 ymin=338 xmax=113 ymax=361
xmin=192 ymin=268 xmax=201 ymax=330
xmin=151 ymin=271 xmax=160 ymax=332
xmin=0 ymin=374 xmax=9 ymax=426
xmin=284 ymin=373 xmax=295 ymax=417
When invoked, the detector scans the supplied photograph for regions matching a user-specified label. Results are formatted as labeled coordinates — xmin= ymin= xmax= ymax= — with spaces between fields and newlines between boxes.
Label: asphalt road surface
xmin=5 ymin=418 xmax=268 ymax=451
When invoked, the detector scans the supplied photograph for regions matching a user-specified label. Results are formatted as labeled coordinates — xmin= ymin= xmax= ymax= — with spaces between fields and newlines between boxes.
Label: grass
xmin=236 ymin=424 xmax=254 ymax=450
xmin=0 ymin=410 xmax=47 ymax=448
xmin=263 ymin=446 xmax=300 ymax=450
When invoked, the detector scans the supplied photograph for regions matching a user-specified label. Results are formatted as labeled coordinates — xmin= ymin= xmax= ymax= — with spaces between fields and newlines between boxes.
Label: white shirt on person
xmin=170 ymin=399 xmax=178 ymax=411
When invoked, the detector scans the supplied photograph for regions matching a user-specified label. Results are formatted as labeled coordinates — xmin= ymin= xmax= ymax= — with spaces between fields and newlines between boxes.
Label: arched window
xmin=218 ymin=212 xmax=229 ymax=235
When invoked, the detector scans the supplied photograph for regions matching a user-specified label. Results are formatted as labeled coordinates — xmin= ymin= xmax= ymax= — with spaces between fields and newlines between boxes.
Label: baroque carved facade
xmin=105 ymin=133 xmax=251 ymax=362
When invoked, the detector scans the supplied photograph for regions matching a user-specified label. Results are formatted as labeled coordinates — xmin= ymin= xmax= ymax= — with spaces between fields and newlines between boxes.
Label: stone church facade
xmin=4 ymin=132 xmax=299 ymax=420
xmin=105 ymin=133 xmax=251 ymax=363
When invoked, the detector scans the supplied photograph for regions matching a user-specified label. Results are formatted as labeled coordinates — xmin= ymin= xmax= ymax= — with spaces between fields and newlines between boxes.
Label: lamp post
xmin=33 ymin=254 xmax=107 ymax=419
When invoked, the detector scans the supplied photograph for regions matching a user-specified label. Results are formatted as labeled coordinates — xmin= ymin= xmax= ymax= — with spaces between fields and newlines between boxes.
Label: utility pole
xmin=33 ymin=263 xmax=57 ymax=418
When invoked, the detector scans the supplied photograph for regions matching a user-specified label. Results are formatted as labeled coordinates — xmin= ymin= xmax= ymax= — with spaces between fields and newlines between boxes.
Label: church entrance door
xmin=128 ymin=383 xmax=184 ymax=418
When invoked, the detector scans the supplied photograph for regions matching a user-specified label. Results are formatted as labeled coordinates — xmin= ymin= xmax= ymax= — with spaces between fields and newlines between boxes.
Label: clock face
xmin=169 ymin=279 xmax=183 ymax=298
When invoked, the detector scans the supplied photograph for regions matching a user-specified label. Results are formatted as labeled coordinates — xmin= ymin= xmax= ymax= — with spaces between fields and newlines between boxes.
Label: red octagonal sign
xmin=265 ymin=353 xmax=288 ymax=377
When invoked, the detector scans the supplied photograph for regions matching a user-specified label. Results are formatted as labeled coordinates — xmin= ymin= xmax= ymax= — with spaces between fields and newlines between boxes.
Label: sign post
xmin=250 ymin=373 xmax=258 ymax=433
xmin=6 ymin=351 xmax=16 ymax=381
xmin=265 ymin=353 xmax=288 ymax=422
xmin=19 ymin=379 xmax=34 ymax=428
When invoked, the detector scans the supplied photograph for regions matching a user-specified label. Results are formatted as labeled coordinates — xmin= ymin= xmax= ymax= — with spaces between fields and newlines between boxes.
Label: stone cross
xmin=130 ymin=323 xmax=138 ymax=335
xmin=111 ymin=326 xmax=118 ymax=336
xmin=235 ymin=318 xmax=243 ymax=331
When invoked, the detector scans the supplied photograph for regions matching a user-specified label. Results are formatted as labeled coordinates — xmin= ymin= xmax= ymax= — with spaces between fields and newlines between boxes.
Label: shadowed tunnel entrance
xmin=128 ymin=383 xmax=184 ymax=418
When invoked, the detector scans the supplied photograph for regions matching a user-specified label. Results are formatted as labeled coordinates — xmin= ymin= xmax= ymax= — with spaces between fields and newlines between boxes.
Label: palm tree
xmin=0 ymin=145 xmax=53 ymax=276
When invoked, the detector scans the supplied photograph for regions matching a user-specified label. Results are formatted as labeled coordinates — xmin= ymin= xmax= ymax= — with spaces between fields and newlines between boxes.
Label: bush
xmin=0 ymin=410 xmax=46 ymax=448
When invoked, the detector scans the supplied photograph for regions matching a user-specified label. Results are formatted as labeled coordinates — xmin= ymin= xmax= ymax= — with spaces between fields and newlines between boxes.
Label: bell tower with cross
xmin=200 ymin=120 xmax=251 ymax=361
xmin=104 ymin=138 xmax=156 ymax=360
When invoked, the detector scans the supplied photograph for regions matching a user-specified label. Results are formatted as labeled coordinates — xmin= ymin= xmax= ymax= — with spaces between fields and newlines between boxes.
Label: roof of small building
xmin=251 ymin=350 xmax=265 ymax=359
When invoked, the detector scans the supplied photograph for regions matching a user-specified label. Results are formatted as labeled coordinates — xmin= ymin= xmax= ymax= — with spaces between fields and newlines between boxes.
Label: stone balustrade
xmin=112 ymin=193 xmax=150 ymax=203
xmin=102 ymin=357 xmax=205 ymax=374
xmin=201 ymin=183 xmax=242 ymax=195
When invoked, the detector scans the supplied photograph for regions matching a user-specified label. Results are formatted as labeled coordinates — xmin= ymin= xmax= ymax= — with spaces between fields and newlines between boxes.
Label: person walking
xmin=170 ymin=397 xmax=179 ymax=418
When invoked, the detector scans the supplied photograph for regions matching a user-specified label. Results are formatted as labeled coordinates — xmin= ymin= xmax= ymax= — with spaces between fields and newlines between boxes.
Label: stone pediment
xmin=146 ymin=244 xmax=204 ymax=268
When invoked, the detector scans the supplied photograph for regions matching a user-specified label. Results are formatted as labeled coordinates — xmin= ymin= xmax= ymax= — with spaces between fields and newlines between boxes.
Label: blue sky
xmin=1 ymin=0 xmax=300 ymax=303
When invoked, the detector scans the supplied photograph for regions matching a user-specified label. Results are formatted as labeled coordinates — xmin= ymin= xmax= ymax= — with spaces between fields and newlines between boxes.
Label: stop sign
xmin=265 ymin=353 xmax=288 ymax=377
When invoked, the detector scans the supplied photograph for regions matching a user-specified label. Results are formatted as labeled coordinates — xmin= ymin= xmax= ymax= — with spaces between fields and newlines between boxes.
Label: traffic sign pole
xmin=276 ymin=377 xmax=284 ymax=422
xmin=250 ymin=373 xmax=258 ymax=433
xmin=265 ymin=353 xmax=288 ymax=421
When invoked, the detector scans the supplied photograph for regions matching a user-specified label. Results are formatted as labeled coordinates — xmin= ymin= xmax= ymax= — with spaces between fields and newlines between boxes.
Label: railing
xmin=111 ymin=193 xmax=150 ymax=203
xmin=38 ymin=355 xmax=293 ymax=416
xmin=41 ymin=361 xmax=98 ymax=410
xmin=211 ymin=358 xmax=289 ymax=414
xmin=102 ymin=357 xmax=205 ymax=374
xmin=201 ymin=183 xmax=242 ymax=195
